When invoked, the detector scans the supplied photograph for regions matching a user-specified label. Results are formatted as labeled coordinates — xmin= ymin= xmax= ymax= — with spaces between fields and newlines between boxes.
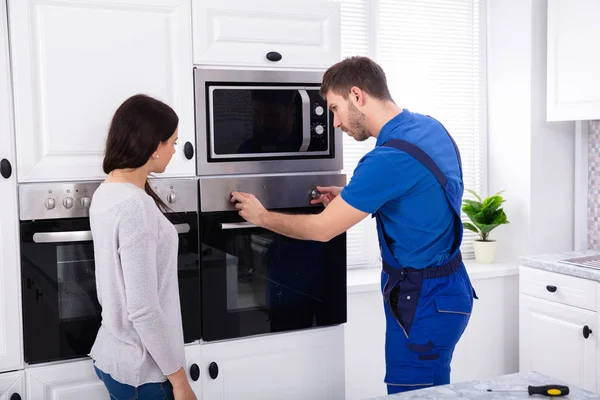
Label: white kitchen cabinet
xmin=519 ymin=266 xmax=598 ymax=393
xmin=26 ymin=358 xmax=108 ymax=400
xmin=0 ymin=0 xmax=24 ymax=374
xmin=184 ymin=344 xmax=203 ymax=395
xmin=201 ymin=326 xmax=345 ymax=400
xmin=0 ymin=371 xmax=25 ymax=400
xmin=192 ymin=0 xmax=340 ymax=69
xmin=547 ymin=0 xmax=600 ymax=121
xmin=8 ymin=0 xmax=196 ymax=182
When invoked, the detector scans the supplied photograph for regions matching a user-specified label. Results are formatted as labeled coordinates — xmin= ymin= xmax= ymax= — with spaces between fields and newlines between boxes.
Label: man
xmin=231 ymin=56 xmax=477 ymax=394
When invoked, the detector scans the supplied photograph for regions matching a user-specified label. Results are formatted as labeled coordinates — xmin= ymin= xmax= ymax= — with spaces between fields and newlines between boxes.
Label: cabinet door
xmin=184 ymin=344 xmax=203 ymax=395
xmin=26 ymin=358 xmax=108 ymax=400
xmin=547 ymin=0 xmax=600 ymax=121
xmin=201 ymin=326 xmax=345 ymax=400
xmin=0 ymin=371 xmax=25 ymax=400
xmin=519 ymin=294 xmax=597 ymax=392
xmin=8 ymin=0 xmax=195 ymax=182
xmin=0 ymin=0 xmax=24 ymax=373
xmin=192 ymin=0 xmax=340 ymax=69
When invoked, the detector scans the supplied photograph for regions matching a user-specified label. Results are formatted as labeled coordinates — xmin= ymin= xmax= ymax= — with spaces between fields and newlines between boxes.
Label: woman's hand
xmin=168 ymin=368 xmax=197 ymax=400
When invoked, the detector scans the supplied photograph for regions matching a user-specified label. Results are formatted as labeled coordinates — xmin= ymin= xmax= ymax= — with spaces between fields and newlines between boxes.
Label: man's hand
xmin=231 ymin=191 xmax=268 ymax=226
xmin=311 ymin=186 xmax=344 ymax=208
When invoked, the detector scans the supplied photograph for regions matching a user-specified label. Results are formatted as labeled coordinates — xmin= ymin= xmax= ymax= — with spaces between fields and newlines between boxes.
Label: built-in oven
xmin=194 ymin=67 xmax=343 ymax=176
xmin=18 ymin=178 xmax=200 ymax=364
xmin=198 ymin=173 xmax=347 ymax=341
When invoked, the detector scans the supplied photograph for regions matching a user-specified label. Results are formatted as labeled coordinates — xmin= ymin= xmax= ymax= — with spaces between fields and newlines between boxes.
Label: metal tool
xmin=486 ymin=384 xmax=570 ymax=397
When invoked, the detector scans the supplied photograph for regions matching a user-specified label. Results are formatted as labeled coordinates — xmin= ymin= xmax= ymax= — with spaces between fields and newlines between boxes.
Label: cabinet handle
xmin=266 ymin=51 xmax=282 ymax=62
xmin=183 ymin=142 xmax=194 ymax=160
xmin=10 ymin=393 xmax=22 ymax=400
xmin=209 ymin=361 xmax=219 ymax=379
xmin=583 ymin=325 xmax=593 ymax=339
xmin=1 ymin=158 xmax=12 ymax=179
xmin=545 ymin=285 xmax=557 ymax=293
xmin=189 ymin=363 xmax=200 ymax=381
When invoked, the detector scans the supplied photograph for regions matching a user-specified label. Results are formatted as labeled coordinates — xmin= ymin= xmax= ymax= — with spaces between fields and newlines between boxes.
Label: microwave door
xmin=208 ymin=86 xmax=312 ymax=159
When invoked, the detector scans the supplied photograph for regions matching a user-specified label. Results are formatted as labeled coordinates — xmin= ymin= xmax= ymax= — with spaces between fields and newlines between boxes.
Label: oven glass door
xmin=208 ymin=86 xmax=330 ymax=160
xmin=20 ymin=213 xmax=200 ymax=364
xmin=200 ymin=208 xmax=347 ymax=341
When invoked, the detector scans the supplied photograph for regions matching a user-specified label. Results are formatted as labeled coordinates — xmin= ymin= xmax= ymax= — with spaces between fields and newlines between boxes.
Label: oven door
xmin=20 ymin=214 xmax=200 ymax=364
xmin=200 ymin=209 xmax=347 ymax=342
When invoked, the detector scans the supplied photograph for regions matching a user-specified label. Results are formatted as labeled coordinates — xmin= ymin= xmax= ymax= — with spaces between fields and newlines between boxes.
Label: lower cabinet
xmin=26 ymin=359 xmax=107 ymax=400
xmin=200 ymin=326 xmax=345 ymax=400
xmin=519 ymin=266 xmax=599 ymax=394
xmin=0 ymin=371 xmax=25 ymax=400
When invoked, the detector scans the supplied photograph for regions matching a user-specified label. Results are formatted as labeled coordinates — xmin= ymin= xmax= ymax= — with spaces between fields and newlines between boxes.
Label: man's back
xmin=340 ymin=109 xmax=462 ymax=268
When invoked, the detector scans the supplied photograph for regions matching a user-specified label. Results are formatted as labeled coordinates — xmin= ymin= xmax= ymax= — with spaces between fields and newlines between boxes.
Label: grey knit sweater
xmin=88 ymin=182 xmax=184 ymax=386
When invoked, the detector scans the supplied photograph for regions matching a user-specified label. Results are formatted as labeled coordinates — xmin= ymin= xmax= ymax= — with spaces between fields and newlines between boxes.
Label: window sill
xmin=347 ymin=259 xmax=519 ymax=294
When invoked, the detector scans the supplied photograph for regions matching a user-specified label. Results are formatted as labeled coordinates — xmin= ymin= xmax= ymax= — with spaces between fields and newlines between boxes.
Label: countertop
xmin=366 ymin=372 xmax=600 ymax=399
xmin=519 ymin=249 xmax=600 ymax=282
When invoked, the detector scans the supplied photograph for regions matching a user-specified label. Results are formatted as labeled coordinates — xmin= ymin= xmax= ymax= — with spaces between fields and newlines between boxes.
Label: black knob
xmin=183 ymin=142 xmax=194 ymax=160
xmin=545 ymin=285 xmax=557 ymax=293
xmin=266 ymin=51 xmax=282 ymax=62
xmin=208 ymin=361 xmax=219 ymax=379
xmin=583 ymin=325 xmax=593 ymax=339
xmin=1 ymin=158 xmax=12 ymax=179
xmin=10 ymin=393 xmax=22 ymax=400
xmin=189 ymin=363 xmax=200 ymax=381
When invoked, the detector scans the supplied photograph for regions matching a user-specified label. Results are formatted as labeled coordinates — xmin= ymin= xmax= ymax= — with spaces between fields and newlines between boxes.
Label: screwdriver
xmin=486 ymin=384 xmax=570 ymax=397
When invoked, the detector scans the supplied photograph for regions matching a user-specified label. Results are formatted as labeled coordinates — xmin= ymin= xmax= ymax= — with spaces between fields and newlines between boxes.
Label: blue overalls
xmin=376 ymin=130 xmax=477 ymax=394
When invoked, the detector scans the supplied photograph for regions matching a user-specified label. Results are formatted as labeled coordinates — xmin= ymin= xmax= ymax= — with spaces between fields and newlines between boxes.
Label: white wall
xmin=487 ymin=0 xmax=576 ymax=262
xmin=344 ymin=265 xmax=519 ymax=400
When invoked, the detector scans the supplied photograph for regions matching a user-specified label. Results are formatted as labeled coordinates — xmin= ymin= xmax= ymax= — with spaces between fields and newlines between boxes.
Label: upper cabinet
xmin=0 ymin=0 xmax=24 ymax=373
xmin=192 ymin=0 xmax=341 ymax=69
xmin=547 ymin=0 xmax=600 ymax=121
xmin=8 ymin=0 xmax=196 ymax=182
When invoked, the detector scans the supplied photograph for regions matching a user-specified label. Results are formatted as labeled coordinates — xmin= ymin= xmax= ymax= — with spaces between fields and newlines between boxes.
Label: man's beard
xmin=344 ymin=102 xmax=370 ymax=142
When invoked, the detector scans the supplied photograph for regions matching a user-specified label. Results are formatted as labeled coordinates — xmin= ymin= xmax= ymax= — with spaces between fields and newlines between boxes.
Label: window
xmin=337 ymin=0 xmax=487 ymax=268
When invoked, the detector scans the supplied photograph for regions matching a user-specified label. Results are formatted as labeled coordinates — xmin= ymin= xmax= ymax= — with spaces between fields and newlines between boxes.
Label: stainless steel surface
xmin=33 ymin=230 xmax=92 ymax=243
xmin=19 ymin=178 xmax=198 ymax=220
xmin=194 ymin=67 xmax=343 ymax=176
xmin=199 ymin=173 xmax=346 ymax=212
xmin=220 ymin=222 xmax=258 ymax=230
xmin=559 ymin=255 xmax=600 ymax=270
xmin=298 ymin=89 xmax=311 ymax=152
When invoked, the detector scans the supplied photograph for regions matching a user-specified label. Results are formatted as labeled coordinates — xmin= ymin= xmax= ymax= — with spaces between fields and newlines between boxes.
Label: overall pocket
xmin=430 ymin=294 xmax=472 ymax=347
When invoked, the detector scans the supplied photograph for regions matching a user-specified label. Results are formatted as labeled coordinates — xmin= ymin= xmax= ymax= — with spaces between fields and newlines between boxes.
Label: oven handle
xmin=31 ymin=223 xmax=191 ymax=243
xmin=298 ymin=89 xmax=311 ymax=152
xmin=220 ymin=222 xmax=259 ymax=230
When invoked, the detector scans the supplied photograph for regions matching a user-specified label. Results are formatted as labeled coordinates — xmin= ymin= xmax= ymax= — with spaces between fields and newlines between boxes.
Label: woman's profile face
xmin=151 ymin=128 xmax=178 ymax=173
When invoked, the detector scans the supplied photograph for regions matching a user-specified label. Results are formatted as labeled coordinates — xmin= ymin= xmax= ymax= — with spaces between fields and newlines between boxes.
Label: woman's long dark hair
xmin=103 ymin=94 xmax=178 ymax=211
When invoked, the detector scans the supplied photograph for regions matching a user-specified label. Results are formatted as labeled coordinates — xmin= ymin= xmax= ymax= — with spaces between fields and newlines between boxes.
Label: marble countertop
xmin=366 ymin=372 xmax=600 ymax=399
xmin=519 ymin=249 xmax=600 ymax=282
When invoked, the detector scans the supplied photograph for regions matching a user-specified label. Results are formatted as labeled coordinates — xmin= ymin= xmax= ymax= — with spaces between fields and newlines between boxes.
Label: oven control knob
xmin=314 ymin=105 xmax=324 ymax=116
xmin=80 ymin=196 xmax=91 ymax=208
xmin=62 ymin=197 xmax=74 ymax=209
xmin=167 ymin=192 xmax=177 ymax=204
xmin=313 ymin=124 xmax=325 ymax=135
xmin=44 ymin=197 xmax=56 ymax=210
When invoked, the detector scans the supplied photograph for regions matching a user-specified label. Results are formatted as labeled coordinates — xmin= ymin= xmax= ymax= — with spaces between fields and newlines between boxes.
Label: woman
xmin=89 ymin=94 xmax=197 ymax=400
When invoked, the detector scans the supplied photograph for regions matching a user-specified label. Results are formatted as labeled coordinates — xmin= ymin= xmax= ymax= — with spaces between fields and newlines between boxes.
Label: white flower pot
xmin=473 ymin=240 xmax=497 ymax=264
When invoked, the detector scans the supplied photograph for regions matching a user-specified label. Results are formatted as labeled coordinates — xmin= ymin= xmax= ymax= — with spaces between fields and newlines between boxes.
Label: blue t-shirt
xmin=340 ymin=109 xmax=460 ymax=269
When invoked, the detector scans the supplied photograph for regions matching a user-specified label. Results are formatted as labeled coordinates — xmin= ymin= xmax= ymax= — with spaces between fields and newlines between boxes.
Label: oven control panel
xmin=18 ymin=178 xmax=198 ymax=221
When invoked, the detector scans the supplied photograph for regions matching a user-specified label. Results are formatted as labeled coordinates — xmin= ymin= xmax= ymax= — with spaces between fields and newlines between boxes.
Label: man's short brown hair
xmin=320 ymin=56 xmax=393 ymax=101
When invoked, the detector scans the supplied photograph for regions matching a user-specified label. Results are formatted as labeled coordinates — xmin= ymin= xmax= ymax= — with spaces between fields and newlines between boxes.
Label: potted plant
xmin=461 ymin=189 xmax=509 ymax=263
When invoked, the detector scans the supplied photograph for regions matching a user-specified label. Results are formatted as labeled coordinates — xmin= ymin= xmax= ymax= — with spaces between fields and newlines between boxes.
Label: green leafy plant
xmin=462 ymin=189 xmax=509 ymax=242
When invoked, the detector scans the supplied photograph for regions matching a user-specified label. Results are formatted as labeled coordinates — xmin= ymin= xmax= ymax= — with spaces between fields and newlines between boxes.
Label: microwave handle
xmin=298 ymin=89 xmax=311 ymax=152
xmin=220 ymin=222 xmax=259 ymax=230
xmin=31 ymin=223 xmax=191 ymax=243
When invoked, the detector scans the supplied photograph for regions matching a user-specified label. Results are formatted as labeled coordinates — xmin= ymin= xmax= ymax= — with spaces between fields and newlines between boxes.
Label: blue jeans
xmin=94 ymin=365 xmax=175 ymax=400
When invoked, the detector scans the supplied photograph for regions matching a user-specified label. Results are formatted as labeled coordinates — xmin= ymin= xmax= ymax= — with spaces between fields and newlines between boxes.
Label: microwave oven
xmin=194 ymin=67 xmax=343 ymax=176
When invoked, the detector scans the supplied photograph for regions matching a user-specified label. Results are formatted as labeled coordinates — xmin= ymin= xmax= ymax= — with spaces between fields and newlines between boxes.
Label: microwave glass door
xmin=200 ymin=209 xmax=347 ymax=341
xmin=208 ymin=87 xmax=329 ymax=159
